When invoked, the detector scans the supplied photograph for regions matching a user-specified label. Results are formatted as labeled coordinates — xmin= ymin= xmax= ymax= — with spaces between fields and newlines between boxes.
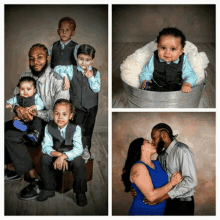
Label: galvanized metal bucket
xmin=122 ymin=77 xmax=206 ymax=108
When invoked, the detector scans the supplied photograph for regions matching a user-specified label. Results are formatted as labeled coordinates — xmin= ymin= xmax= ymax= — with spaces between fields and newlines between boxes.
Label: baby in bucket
xmin=140 ymin=27 xmax=198 ymax=93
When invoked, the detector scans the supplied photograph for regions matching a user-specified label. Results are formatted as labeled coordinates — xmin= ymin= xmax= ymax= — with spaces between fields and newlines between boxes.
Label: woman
xmin=122 ymin=138 xmax=182 ymax=215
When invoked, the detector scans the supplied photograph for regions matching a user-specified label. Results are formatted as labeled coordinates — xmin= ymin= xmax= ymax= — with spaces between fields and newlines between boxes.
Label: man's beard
xmin=30 ymin=61 xmax=48 ymax=78
xmin=157 ymin=138 xmax=165 ymax=155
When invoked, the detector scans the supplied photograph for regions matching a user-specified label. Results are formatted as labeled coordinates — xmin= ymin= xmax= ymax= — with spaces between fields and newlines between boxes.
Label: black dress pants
xmin=41 ymin=154 xmax=87 ymax=193
xmin=164 ymin=197 xmax=195 ymax=215
xmin=5 ymin=120 xmax=46 ymax=176
xmin=72 ymin=105 xmax=98 ymax=151
xmin=149 ymin=80 xmax=182 ymax=92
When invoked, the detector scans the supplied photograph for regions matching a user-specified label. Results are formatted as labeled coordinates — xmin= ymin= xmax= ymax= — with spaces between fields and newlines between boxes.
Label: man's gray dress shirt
xmin=157 ymin=139 xmax=197 ymax=199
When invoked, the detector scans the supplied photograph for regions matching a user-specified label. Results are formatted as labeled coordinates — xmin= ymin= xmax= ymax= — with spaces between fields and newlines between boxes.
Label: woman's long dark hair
xmin=121 ymin=138 xmax=144 ymax=192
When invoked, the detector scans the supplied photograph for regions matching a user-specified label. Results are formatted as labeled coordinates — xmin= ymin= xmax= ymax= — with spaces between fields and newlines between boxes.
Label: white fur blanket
xmin=120 ymin=41 xmax=209 ymax=89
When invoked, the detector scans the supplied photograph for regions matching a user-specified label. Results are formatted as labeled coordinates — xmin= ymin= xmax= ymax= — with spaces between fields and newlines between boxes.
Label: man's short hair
xmin=28 ymin=43 xmax=49 ymax=57
xmin=53 ymin=98 xmax=75 ymax=115
xmin=17 ymin=76 xmax=36 ymax=88
xmin=58 ymin=17 xmax=76 ymax=31
xmin=153 ymin=123 xmax=177 ymax=140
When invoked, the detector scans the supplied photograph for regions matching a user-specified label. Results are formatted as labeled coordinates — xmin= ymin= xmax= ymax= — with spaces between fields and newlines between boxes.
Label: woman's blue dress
xmin=129 ymin=160 xmax=168 ymax=215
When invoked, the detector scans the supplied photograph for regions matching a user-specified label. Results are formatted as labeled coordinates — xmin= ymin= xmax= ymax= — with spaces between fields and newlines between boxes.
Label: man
xmin=150 ymin=123 xmax=197 ymax=215
xmin=5 ymin=44 xmax=70 ymax=200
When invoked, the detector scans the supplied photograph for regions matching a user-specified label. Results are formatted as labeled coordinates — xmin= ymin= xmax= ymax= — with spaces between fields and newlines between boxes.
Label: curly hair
xmin=155 ymin=27 xmax=186 ymax=48
xmin=121 ymin=138 xmax=144 ymax=192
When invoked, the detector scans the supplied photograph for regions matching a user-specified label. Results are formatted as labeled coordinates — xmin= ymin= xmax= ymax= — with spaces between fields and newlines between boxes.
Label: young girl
xmin=55 ymin=44 xmax=101 ymax=159
xmin=140 ymin=27 xmax=198 ymax=93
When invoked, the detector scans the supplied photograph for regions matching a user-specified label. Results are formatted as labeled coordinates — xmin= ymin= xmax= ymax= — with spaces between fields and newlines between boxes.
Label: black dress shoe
xmin=36 ymin=189 xmax=55 ymax=202
xmin=19 ymin=179 xmax=42 ymax=200
xmin=27 ymin=130 xmax=39 ymax=143
xmin=4 ymin=169 xmax=22 ymax=183
xmin=76 ymin=193 xmax=87 ymax=206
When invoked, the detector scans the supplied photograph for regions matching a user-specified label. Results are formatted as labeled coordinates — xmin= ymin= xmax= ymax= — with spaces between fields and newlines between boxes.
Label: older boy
xmin=37 ymin=99 xmax=87 ymax=206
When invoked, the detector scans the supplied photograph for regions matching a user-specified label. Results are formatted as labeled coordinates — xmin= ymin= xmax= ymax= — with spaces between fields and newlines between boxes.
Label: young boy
xmin=140 ymin=27 xmax=198 ymax=93
xmin=37 ymin=99 xmax=87 ymax=206
xmin=6 ymin=76 xmax=45 ymax=143
xmin=49 ymin=17 xmax=78 ymax=90
xmin=55 ymin=44 xmax=101 ymax=160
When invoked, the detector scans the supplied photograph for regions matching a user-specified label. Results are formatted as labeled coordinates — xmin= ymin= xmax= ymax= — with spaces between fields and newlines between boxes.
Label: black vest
xmin=51 ymin=40 xmax=78 ymax=68
xmin=16 ymin=93 xmax=36 ymax=107
xmin=153 ymin=50 xmax=184 ymax=86
xmin=70 ymin=66 xmax=98 ymax=109
xmin=47 ymin=121 xmax=77 ymax=153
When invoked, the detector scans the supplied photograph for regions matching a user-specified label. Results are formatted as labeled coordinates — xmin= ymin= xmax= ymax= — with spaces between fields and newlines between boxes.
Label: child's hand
xmin=6 ymin=103 xmax=13 ymax=109
xmin=181 ymin=83 xmax=192 ymax=93
xmin=84 ymin=68 xmax=93 ymax=78
xmin=141 ymin=80 xmax=151 ymax=90
xmin=53 ymin=154 xmax=67 ymax=171
xmin=26 ymin=105 xmax=37 ymax=116
xmin=63 ymin=76 xmax=70 ymax=90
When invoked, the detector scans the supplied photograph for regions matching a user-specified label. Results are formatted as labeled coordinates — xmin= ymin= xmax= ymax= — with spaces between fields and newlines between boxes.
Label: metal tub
xmin=122 ymin=78 xmax=206 ymax=108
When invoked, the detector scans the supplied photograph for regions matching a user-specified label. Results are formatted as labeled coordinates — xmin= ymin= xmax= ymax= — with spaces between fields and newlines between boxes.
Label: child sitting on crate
xmin=37 ymin=99 xmax=87 ymax=206
xmin=140 ymin=27 xmax=198 ymax=93
xmin=6 ymin=76 xmax=45 ymax=143
xmin=54 ymin=44 xmax=101 ymax=160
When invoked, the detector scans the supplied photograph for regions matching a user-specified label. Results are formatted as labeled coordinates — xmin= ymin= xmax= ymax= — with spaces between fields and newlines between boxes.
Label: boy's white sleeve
xmin=88 ymin=71 xmax=101 ymax=93
xmin=42 ymin=125 xmax=55 ymax=156
xmin=64 ymin=125 xmax=83 ymax=161
xmin=139 ymin=55 xmax=154 ymax=84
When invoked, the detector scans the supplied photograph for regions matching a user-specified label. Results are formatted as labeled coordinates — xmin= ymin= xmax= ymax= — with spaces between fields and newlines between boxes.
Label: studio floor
xmin=5 ymin=132 xmax=108 ymax=215
xmin=112 ymin=42 xmax=215 ymax=108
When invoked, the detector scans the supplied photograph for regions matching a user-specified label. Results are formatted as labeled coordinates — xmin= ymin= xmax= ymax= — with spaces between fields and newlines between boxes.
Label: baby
xmin=140 ymin=27 xmax=198 ymax=93
xmin=49 ymin=17 xmax=78 ymax=90
xmin=37 ymin=99 xmax=87 ymax=206
xmin=6 ymin=76 xmax=44 ymax=143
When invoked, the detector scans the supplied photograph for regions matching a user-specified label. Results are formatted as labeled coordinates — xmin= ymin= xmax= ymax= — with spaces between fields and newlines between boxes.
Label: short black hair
xmin=77 ymin=44 xmax=96 ymax=59
xmin=58 ymin=17 xmax=76 ymax=31
xmin=156 ymin=27 xmax=186 ymax=48
xmin=28 ymin=43 xmax=49 ymax=57
xmin=53 ymin=98 xmax=75 ymax=115
xmin=17 ymin=76 xmax=36 ymax=88
xmin=152 ymin=123 xmax=177 ymax=140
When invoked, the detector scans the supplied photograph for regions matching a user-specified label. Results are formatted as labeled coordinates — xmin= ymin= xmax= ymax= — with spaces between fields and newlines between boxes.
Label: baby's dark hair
xmin=28 ymin=43 xmax=49 ymax=57
xmin=77 ymin=44 xmax=96 ymax=59
xmin=17 ymin=76 xmax=36 ymax=88
xmin=53 ymin=99 xmax=75 ymax=115
xmin=156 ymin=27 xmax=186 ymax=48
xmin=58 ymin=17 xmax=76 ymax=31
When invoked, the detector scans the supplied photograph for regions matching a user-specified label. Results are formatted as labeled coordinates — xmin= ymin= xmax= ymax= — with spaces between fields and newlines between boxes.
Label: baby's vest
xmin=51 ymin=40 xmax=78 ymax=68
xmin=47 ymin=121 xmax=77 ymax=153
xmin=16 ymin=93 xmax=36 ymax=108
xmin=153 ymin=50 xmax=184 ymax=86
xmin=70 ymin=66 xmax=98 ymax=109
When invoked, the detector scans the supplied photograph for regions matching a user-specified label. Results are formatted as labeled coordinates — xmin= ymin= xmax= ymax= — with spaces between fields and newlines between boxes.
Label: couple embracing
xmin=122 ymin=123 xmax=197 ymax=216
